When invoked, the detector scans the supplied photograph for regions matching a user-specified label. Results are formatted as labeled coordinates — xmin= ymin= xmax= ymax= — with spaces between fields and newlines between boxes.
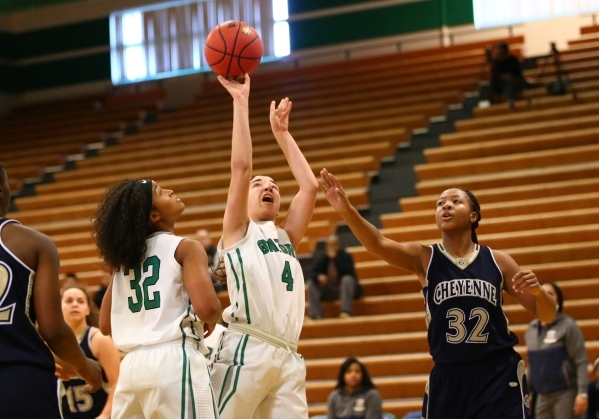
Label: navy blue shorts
xmin=422 ymin=349 xmax=530 ymax=419
xmin=0 ymin=364 xmax=63 ymax=419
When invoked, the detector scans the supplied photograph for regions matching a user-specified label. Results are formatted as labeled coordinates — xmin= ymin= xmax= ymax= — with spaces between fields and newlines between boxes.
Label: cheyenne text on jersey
xmin=433 ymin=278 xmax=498 ymax=306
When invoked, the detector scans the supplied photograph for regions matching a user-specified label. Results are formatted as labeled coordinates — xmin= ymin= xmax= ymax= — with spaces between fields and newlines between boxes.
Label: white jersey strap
xmin=228 ymin=323 xmax=297 ymax=353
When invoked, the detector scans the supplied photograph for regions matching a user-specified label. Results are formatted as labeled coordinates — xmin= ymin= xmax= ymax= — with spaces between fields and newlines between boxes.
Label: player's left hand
xmin=511 ymin=270 xmax=542 ymax=295
xmin=573 ymin=393 xmax=588 ymax=415
xmin=204 ymin=322 xmax=216 ymax=338
xmin=270 ymin=97 xmax=292 ymax=134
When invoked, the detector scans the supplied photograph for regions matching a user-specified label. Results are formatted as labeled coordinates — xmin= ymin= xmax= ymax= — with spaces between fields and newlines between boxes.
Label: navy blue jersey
xmin=0 ymin=218 xmax=55 ymax=371
xmin=62 ymin=326 xmax=109 ymax=418
xmin=423 ymin=243 xmax=518 ymax=364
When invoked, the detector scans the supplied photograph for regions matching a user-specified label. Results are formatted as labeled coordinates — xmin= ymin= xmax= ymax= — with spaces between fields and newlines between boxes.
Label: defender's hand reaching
xmin=319 ymin=169 xmax=350 ymax=212
xmin=270 ymin=98 xmax=292 ymax=134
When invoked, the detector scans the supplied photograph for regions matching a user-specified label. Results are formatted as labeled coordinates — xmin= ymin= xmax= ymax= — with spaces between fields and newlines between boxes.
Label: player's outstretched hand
xmin=511 ymin=270 xmax=542 ymax=295
xmin=319 ymin=169 xmax=350 ymax=212
xmin=204 ymin=322 xmax=216 ymax=338
xmin=78 ymin=358 xmax=103 ymax=393
xmin=218 ymin=73 xmax=250 ymax=102
xmin=270 ymin=98 xmax=292 ymax=134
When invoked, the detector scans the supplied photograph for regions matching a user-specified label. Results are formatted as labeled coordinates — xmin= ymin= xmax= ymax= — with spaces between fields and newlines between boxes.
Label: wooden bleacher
xmin=2 ymin=30 xmax=597 ymax=419
xmin=301 ymin=32 xmax=599 ymax=418
xmin=0 ymin=91 xmax=166 ymax=195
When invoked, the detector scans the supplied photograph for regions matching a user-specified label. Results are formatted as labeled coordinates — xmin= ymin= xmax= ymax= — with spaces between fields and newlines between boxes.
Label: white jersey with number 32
xmin=111 ymin=232 xmax=205 ymax=353
xmin=218 ymin=220 xmax=305 ymax=342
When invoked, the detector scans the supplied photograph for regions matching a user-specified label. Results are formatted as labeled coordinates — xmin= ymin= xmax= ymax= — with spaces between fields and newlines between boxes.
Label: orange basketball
xmin=204 ymin=20 xmax=263 ymax=78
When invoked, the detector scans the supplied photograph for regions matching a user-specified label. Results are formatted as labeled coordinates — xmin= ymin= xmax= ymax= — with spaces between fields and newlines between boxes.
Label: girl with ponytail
xmin=319 ymin=171 xmax=557 ymax=419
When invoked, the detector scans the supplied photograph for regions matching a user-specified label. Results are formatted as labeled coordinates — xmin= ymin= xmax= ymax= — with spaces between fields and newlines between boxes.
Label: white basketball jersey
xmin=111 ymin=232 xmax=206 ymax=353
xmin=218 ymin=220 xmax=305 ymax=342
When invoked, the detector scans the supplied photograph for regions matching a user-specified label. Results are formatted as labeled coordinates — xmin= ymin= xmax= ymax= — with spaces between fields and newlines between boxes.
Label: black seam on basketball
xmin=210 ymin=51 xmax=258 ymax=58
xmin=205 ymin=44 xmax=227 ymax=66
xmin=217 ymin=25 xmax=227 ymax=53
xmin=237 ymin=35 xmax=261 ymax=73
xmin=226 ymin=23 xmax=242 ymax=78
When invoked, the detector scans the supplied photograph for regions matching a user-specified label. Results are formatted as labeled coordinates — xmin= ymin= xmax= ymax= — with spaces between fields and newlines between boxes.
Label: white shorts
xmin=112 ymin=340 xmax=218 ymax=419
xmin=210 ymin=328 xmax=308 ymax=419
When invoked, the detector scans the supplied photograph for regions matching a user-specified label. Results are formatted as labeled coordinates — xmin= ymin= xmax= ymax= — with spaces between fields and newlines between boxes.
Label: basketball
xmin=204 ymin=20 xmax=263 ymax=78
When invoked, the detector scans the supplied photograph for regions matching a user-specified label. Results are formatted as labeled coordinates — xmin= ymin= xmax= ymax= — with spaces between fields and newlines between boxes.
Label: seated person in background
xmin=196 ymin=228 xmax=226 ymax=292
xmin=588 ymin=356 xmax=599 ymax=419
xmin=308 ymin=234 xmax=362 ymax=319
xmin=327 ymin=357 xmax=383 ymax=419
xmin=491 ymin=42 xmax=525 ymax=108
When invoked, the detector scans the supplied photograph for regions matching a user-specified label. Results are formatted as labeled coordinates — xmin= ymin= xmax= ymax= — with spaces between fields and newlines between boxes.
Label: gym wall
xmin=0 ymin=0 xmax=474 ymax=95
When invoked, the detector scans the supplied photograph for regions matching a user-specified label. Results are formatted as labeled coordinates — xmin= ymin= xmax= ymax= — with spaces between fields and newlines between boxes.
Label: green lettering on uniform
xmin=126 ymin=266 xmax=143 ymax=313
xmin=125 ymin=255 xmax=162 ymax=313
xmin=143 ymin=256 xmax=161 ymax=310
xmin=267 ymin=239 xmax=279 ymax=253
xmin=285 ymin=244 xmax=296 ymax=258
xmin=257 ymin=240 xmax=269 ymax=254
xmin=279 ymin=243 xmax=289 ymax=254
xmin=281 ymin=261 xmax=294 ymax=291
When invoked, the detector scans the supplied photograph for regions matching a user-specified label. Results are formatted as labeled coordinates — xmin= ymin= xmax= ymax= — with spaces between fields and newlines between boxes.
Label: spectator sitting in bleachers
xmin=308 ymin=234 xmax=362 ymax=319
xmin=490 ymin=42 xmax=525 ymax=108
xmin=327 ymin=357 xmax=383 ymax=419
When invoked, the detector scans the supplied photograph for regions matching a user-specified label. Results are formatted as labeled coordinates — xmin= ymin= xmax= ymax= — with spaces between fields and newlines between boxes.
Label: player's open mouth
xmin=262 ymin=195 xmax=273 ymax=203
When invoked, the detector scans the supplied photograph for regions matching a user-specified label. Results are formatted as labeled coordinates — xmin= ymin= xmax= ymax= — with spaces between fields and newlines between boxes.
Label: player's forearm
xmin=99 ymin=280 xmax=113 ymax=336
xmin=533 ymin=290 xmax=557 ymax=323
xmin=231 ymin=98 xmax=252 ymax=173
xmin=44 ymin=325 xmax=89 ymax=371
xmin=274 ymin=131 xmax=318 ymax=192
xmin=100 ymin=388 xmax=115 ymax=418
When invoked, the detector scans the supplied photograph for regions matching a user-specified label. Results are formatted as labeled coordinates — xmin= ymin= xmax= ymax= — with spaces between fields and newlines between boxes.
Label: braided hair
xmin=455 ymin=187 xmax=481 ymax=244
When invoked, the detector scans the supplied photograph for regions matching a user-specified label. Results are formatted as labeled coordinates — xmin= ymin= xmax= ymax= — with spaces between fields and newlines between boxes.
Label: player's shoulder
xmin=486 ymin=247 xmax=515 ymax=268
xmin=3 ymin=221 xmax=55 ymax=248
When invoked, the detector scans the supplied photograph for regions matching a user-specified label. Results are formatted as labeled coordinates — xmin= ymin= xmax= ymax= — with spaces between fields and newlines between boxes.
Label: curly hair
xmin=92 ymin=180 xmax=150 ymax=271
xmin=211 ymin=256 xmax=227 ymax=283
